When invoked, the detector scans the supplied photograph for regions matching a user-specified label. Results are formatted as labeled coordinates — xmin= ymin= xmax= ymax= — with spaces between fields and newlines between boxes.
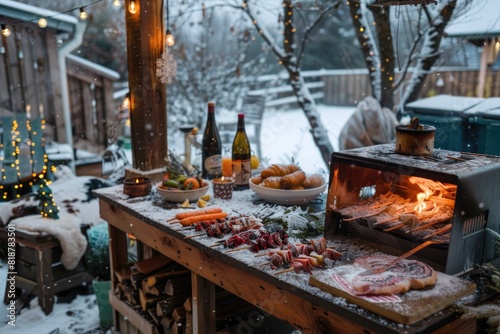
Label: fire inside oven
xmin=324 ymin=144 xmax=500 ymax=275
xmin=330 ymin=166 xmax=457 ymax=245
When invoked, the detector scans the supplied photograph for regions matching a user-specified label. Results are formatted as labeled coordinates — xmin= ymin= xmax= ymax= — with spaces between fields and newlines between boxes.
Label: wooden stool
xmin=4 ymin=223 xmax=94 ymax=315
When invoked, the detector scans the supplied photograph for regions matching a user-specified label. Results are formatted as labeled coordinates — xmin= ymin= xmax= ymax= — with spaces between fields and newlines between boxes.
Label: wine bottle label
xmin=204 ymin=154 xmax=222 ymax=177
xmin=232 ymin=159 xmax=251 ymax=186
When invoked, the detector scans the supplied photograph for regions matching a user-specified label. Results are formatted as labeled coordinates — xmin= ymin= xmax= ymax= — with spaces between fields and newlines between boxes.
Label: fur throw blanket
xmin=12 ymin=215 xmax=87 ymax=270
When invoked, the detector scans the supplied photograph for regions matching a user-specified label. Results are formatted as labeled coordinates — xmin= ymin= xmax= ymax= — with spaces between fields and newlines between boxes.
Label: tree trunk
xmin=348 ymin=1 xmax=381 ymax=102
xmin=282 ymin=1 xmax=334 ymax=166
xmin=241 ymin=1 xmax=335 ymax=167
xmin=405 ymin=1 xmax=457 ymax=103
xmin=372 ymin=6 xmax=395 ymax=109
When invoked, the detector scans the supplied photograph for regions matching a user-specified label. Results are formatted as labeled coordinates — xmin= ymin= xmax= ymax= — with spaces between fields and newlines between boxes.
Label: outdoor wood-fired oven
xmin=325 ymin=144 xmax=500 ymax=275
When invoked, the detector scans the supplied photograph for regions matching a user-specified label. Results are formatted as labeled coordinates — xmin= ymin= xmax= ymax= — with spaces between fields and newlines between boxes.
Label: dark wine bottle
xmin=232 ymin=113 xmax=251 ymax=190
xmin=201 ymin=102 xmax=222 ymax=179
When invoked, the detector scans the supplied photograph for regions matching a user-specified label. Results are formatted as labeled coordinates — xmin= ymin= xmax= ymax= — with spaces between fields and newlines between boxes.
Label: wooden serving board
xmin=309 ymin=265 xmax=476 ymax=325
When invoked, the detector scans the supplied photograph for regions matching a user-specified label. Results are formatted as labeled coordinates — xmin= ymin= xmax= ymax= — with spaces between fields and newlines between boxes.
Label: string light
xmin=79 ymin=7 xmax=88 ymax=20
xmin=165 ymin=0 xmax=174 ymax=47
xmin=122 ymin=93 xmax=130 ymax=109
xmin=113 ymin=0 xmax=121 ymax=7
xmin=3 ymin=0 xmax=105 ymax=37
xmin=1 ymin=24 xmax=11 ymax=37
xmin=38 ymin=18 xmax=48 ymax=28
xmin=165 ymin=29 xmax=175 ymax=47
xmin=129 ymin=0 xmax=137 ymax=14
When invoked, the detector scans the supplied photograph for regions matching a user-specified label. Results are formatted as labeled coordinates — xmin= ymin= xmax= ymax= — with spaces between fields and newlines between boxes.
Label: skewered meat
xmin=265 ymin=238 xmax=342 ymax=272
xmin=222 ymin=229 xmax=288 ymax=250
xmin=194 ymin=216 xmax=263 ymax=238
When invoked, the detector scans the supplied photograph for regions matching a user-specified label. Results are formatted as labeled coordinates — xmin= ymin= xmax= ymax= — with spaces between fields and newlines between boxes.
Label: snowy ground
xmin=0 ymin=104 xmax=355 ymax=334
xmin=259 ymin=104 xmax=354 ymax=171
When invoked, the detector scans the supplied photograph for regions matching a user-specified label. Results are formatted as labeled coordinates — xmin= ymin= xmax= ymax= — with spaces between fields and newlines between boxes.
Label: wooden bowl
xmin=156 ymin=182 xmax=209 ymax=203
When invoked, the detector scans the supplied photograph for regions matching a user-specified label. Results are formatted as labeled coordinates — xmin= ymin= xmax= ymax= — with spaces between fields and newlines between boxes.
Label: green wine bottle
xmin=201 ymin=102 xmax=222 ymax=179
xmin=232 ymin=114 xmax=251 ymax=190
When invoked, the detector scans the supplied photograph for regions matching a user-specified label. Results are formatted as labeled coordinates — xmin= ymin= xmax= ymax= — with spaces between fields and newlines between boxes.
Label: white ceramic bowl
xmin=156 ymin=182 xmax=209 ymax=203
xmin=249 ymin=177 xmax=327 ymax=205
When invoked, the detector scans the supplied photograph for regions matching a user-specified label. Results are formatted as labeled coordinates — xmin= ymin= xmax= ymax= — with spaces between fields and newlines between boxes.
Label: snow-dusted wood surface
xmin=95 ymin=185 xmax=476 ymax=333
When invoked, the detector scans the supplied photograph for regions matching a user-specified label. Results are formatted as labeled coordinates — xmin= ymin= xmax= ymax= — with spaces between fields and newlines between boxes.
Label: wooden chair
xmin=219 ymin=93 xmax=266 ymax=158
xmin=4 ymin=222 xmax=93 ymax=315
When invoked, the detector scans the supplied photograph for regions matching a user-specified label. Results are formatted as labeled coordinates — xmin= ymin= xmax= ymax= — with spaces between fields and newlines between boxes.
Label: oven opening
xmin=328 ymin=163 xmax=456 ymax=246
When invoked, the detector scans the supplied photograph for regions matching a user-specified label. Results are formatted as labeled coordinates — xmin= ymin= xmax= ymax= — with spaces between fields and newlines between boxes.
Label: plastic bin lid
xmin=465 ymin=97 xmax=500 ymax=120
xmin=404 ymin=95 xmax=484 ymax=116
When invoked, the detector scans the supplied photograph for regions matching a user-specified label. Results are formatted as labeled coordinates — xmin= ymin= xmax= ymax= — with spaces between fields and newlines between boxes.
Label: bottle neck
xmin=207 ymin=102 xmax=216 ymax=122
xmin=237 ymin=114 xmax=245 ymax=131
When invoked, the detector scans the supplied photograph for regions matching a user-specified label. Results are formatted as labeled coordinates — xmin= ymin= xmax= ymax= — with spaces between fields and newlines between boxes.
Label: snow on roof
xmin=445 ymin=0 xmax=500 ymax=38
xmin=66 ymin=54 xmax=120 ymax=81
xmin=0 ymin=0 xmax=78 ymax=33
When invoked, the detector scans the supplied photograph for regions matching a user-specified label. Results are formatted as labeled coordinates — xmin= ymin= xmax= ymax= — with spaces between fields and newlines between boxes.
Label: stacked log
xmin=113 ymin=254 xmax=272 ymax=333
xmin=114 ymin=254 xmax=193 ymax=334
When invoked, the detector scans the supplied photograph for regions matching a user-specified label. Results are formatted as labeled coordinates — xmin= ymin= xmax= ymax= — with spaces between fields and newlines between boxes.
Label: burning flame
xmin=409 ymin=176 xmax=440 ymax=213
xmin=415 ymin=193 xmax=426 ymax=213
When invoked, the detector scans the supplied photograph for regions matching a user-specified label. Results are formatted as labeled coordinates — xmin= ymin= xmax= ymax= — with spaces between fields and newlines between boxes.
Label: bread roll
xmin=250 ymin=176 xmax=263 ymax=184
xmin=260 ymin=176 xmax=282 ymax=189
xmin=280 ymin=170 xmax=306 ymax=189
xmin=261 ymin=163 xmax=299 ymax=179
xmin=301 ymin=174 xmax=324 ymax=189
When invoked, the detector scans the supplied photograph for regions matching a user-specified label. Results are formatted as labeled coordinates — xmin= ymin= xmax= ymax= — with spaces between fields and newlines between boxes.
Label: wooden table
xmin=95 ymin=186 xmax=476 ymax=334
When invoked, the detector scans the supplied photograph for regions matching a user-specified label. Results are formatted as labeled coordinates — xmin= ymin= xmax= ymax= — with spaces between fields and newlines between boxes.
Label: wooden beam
xmin=124 ymin=0 xmax=167 ymax=171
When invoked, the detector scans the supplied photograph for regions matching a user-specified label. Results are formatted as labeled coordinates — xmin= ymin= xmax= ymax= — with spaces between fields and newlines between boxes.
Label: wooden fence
xmin=253 ymin=67 xmax=500 ymax=108
xmin=321 ymin=67 xmax=500 ymax=107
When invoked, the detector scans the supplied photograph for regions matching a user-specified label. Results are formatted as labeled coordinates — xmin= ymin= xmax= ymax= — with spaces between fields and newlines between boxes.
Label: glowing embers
xmin=334 ymin=176 xmax=457 ymax=243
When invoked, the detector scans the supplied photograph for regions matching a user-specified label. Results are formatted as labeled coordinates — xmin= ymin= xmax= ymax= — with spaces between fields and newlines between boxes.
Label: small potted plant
xmin=87 ymin=223 xmax=113 ymax=330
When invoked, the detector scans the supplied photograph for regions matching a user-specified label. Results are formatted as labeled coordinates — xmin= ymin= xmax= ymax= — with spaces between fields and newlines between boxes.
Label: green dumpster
xmin=404 ymin=95 xmax=483 ymax=152
xmin=466 ymin=98 xmax=500 ymax=156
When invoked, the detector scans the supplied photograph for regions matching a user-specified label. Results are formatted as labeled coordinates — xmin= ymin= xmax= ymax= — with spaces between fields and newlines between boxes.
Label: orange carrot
xmin=174 ymin=207 xmax=223 ymax=221
xmin=179 ymin=212 xmax=228 ymax=226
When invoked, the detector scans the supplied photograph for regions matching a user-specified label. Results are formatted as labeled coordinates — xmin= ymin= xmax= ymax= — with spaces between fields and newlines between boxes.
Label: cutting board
xmin=309 ymin=265 xmax=476 ymax=325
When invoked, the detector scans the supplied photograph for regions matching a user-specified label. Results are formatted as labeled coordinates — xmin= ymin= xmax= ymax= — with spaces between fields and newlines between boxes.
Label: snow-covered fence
xmin=249 ymin=71 xmax=326 ymax=109
xmin=251 ymin=67 xmax=500 ymax=108
xmin=320 ymin=67 xmax=500 ymax=106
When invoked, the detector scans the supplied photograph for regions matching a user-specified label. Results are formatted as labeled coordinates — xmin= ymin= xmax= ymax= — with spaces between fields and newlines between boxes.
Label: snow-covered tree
xmin=236 ymin=0 xmax=340 ymax=167
xmin=347 ymin=0 xmax=460 ymax=114
xmin=166 ymin=2 xmax=273 ymax=134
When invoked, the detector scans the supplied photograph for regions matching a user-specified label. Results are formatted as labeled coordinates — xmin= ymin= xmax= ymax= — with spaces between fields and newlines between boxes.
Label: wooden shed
xmin=445 ymin=0 xmax=500 ymax=98
xmin=0 ymin=0 xmax=120 ymax=158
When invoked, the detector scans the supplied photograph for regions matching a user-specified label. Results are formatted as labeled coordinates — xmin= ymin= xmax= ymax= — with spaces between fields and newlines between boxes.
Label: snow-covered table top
xmin=93 ymin=185 xmax=474 ymax=333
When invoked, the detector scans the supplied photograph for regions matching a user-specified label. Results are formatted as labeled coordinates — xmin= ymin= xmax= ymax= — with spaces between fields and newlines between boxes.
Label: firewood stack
xmin=114 ymin=255 xmax=193 ymax=334
xmin=114 ymin=254 xmax=274 ymax=333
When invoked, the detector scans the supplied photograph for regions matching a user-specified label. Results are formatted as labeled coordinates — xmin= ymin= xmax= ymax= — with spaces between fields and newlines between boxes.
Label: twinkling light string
xmin=1 ymin=0 xmax=105 ymax=32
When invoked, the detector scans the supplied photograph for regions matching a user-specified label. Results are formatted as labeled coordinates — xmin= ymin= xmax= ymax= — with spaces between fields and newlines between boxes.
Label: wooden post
xmin=477 ymin=38 xmax=490 ymax=98
xmin=124 ymin=0 xmax=167 ymax=171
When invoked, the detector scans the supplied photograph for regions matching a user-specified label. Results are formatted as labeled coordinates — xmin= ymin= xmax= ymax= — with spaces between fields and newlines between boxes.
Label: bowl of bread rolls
xmin=249 ymin=163 xmax=326 ymax=205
